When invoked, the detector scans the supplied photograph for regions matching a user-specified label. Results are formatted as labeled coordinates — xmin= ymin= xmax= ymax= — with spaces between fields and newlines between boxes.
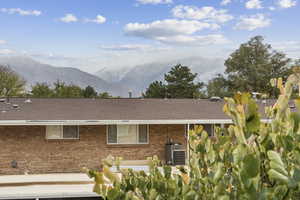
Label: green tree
xmin=143 ymin=81 xmax=167 ymax=98
xmin=0 ymin=65 xmax=25 ymax=97
xmin=31 ymin=83 xmax=54 ymax=97
xmin=98 ymin=92 xmax=111 ymax=98
xmin=225 ymin=35 xmax=291 ymax=96
xmin=83 ymin=85 xmax=98 ymax=98
xmin=144 ymin=64 xmax=204 ymax=98
xmin=53 ymin=80 xmax=83 ymax=97
xmin=165 ymin=64 xmax=204 ymax=98
xmin=206 ymin=74 xmax=232 ymax=98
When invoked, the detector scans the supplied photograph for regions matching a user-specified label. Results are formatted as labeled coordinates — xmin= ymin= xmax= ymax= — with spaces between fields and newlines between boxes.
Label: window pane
xmin=63 ymin=126 xmax=79 ymax=139
xmin=117 ymin=125 xmax=137 ymax=144
xmin=46 ymin=126 xmax=62 ymax=139
xmin=108 ymin=125 xmax=117 ymax=143
xmin=139 ymin=125 xmax=148 ymax=143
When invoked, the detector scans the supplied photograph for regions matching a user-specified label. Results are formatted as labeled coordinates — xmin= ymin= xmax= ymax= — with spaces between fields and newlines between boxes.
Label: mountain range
xmin=0 ymin=56 xmax=225 ymax=97
xmin=96 ymin=57 xmax=225 ymax=95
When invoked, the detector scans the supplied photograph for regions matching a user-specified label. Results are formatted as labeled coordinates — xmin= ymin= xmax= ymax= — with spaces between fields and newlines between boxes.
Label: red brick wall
xmin=0 ymin=124 xmax=186 ymax=175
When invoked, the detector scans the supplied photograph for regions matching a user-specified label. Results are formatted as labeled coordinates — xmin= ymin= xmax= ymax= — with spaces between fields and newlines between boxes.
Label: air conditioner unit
xmin=165 ymin=143 xmax=186 ymax=165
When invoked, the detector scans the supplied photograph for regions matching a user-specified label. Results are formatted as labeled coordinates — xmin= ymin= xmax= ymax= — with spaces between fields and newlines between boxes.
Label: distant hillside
xmin=95 ymin=66 xmax=131 ymax=83
xmin=95 ymin=57 xmax=225 ymax=96
xmin=0 ymin=56 xmax=127 ymax=96
xmin=0 ymin=56 xmax=225 ymax=97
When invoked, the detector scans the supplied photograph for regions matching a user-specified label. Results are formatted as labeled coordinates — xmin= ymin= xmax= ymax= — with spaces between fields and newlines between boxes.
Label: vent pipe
xmin=128 ymin=90 xmax=132 ymax=98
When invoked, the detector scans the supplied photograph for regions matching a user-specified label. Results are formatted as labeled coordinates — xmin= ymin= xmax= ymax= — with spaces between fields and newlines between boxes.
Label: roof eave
xmin=0 ymin=119 xmax=272 ymax=125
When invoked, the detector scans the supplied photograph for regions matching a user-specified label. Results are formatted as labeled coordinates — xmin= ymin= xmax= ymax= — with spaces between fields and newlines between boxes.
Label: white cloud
xmin=136 ymin=0 xmax=173 ymax=5
xmin=155 ymin=34 xmax=230 ymax=46
xmin=0 ymin=40 xmax=6 ymax=45
xmin=271 ymin=41 xmax=300 ymax=58
xmin=277 ymin=0 xmax=297 ymax=8
xmin=0 ymin=49 xmax=15 ymax=55
xmin=269 ymin=6 xmax=276 ymax=10
xmin=99 ymin=44 xmax=170 ymax=51
xmin=221 ymin=0 xmax=232 ymax=6
xmin=125 ymin=19 xmax=219 ymax=38
xmin=245 ymin=0 xmax=263 ymax=9
xmin=235 ymin=14 xmax=271 ymax=31
xmin=59 ymin=14 xmax=78 ymax=23
xmin=272 ymin=41 xmax=300 ymax=52
xmin=172 ymin=5 xmax=234 ymax=23
xmin=0 ymin=8 xmax=41 ymax=16
xmin=100 ymin=44 xmax=152 ymax=51
xmin=27 ymin=52 xmax=74 ymax=61
xmin=85 ymin=15 xmax=106 ymax=24
xmin=124 ymin=19 xmax=228 ymax=46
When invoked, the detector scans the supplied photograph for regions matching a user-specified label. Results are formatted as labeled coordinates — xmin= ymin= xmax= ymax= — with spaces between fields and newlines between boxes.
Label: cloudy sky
xmin=0 ymin=0 xmax=299 ymax=73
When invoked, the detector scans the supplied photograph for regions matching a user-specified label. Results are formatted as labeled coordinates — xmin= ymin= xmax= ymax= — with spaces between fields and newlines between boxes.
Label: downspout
xmin=186 ymin=123 xmax=190 ymax=165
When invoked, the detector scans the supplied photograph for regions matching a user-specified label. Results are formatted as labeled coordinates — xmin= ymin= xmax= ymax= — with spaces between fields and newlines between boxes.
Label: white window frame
xmin=46 ymin=125 xmax=80 ymax=140
xmin=106 ymin=124 xmax=149 ymax=145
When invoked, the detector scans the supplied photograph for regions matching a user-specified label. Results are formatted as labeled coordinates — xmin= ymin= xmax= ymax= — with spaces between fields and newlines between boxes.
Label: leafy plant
xmin=86 ymin=67 xmax=300 ymax=199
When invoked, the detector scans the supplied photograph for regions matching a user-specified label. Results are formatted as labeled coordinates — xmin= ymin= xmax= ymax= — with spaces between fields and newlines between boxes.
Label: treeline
xmin=143 ymin=35 xmax=299 ymax=98
xmin=30 ymin=81 xmax=111 ymax=98
xmin=0 ymin=66 xmax=111 ymax=98
xmin=1 ymin=35 xmax=299 ymax=99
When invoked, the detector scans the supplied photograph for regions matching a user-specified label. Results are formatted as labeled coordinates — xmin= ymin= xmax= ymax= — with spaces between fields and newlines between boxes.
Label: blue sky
xmin=0 ymin=0 xmax=299 ymax=72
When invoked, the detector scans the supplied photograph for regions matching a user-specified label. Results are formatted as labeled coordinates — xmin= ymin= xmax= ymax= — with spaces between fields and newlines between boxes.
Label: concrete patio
xmin=0 ymin=173 xmax=98 ymax=199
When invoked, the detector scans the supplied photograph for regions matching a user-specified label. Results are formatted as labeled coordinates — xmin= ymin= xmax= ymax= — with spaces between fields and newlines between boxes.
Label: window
xmin=190 ymin=124 xmax=224 ymax=137
xmin=46 ymin=125 xmax=79 ymax=139
xmin=107 ymin=124 xmax=149 ymax=144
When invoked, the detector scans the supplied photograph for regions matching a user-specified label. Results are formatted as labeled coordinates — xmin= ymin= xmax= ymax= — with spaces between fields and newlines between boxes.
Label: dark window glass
xmin=63 ymin=126 xmax=79 ymax=139
xmin=138 ymin=125 xmax=148 ymax=143
xmin=108 ymin=125 xmax=117 ymax=143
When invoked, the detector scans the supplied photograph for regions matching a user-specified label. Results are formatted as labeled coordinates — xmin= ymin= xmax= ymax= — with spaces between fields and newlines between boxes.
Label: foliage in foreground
xmin=87 ymin=68 xmax=300 ymax=199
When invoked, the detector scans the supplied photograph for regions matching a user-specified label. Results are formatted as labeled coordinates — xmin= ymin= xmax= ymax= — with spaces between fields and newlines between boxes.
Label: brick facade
xmin=0 ymin=124 xmax=186 ymax=175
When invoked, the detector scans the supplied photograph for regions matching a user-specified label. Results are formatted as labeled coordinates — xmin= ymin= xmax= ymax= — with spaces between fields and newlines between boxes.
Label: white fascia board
xmin=0 ymin=119 xmax=272 ymax=125
xmin=0 ymin=119 xmax=235 ymax=125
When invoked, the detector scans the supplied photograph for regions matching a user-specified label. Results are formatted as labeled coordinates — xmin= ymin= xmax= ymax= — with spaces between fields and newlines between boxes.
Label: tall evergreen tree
xmin=83 ymin=85 xmax=98 ymax=98
xmin=165 ymin=64 xmax=204 ymax=98
xmin=143 ymin=64 xmax=204 ymax=98
xmin=143 ymin=81 xmax=166 ymax=98
xmin=224 ymin=35 xmax=291 ymax=96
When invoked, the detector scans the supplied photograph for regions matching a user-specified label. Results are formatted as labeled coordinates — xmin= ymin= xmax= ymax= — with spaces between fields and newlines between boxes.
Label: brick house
xmin=0 ymin=97 xmax=240 ymax=175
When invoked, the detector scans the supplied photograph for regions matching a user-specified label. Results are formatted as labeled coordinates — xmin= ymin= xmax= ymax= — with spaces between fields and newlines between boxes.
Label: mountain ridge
xmin=0 ymin=56 xmax=128 ymax=96
xmin=0 ymin=56 xmax=225 ymax=97
xmin=96 ymin=56 xmax=225 ymax=96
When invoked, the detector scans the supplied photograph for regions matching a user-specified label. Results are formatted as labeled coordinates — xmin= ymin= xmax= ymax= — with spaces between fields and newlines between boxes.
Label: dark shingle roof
xmin=0 ymin=98 xmax=273 ymax=121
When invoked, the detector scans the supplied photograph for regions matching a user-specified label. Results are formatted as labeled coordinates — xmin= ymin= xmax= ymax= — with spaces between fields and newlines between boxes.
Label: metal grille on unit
xmin=165 ymin=143 xmax=186 ymax=165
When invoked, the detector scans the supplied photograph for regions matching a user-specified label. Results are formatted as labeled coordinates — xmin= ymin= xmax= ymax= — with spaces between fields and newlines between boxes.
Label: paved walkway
xmin=0 ymin=165 xmax=151 ymax=199
xmin=0 ymin=173 xmax=98 ymax=199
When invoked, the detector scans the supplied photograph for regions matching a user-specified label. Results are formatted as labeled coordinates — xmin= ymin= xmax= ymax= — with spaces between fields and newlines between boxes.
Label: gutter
xmin=0 ymin=119 xmax=272 ymax=126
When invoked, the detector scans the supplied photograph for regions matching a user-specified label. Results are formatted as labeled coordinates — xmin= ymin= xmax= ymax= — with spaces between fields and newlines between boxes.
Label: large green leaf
xmin=245 ymin=99 xmax=261 ymax=133
xmin=243 ymin=154 xmax=260 ymax=178
xmin=290 ymin=112 xmax=300 ymax=133
xmin=267 ymin=151 xmax=284 ymax=166
xmin=268 ymin=169 xmax=289 ymax=184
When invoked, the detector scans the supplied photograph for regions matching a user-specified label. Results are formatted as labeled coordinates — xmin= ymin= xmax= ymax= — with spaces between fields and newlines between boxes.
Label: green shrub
xmin=86 ymin=67 xmax=300 ymax=200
